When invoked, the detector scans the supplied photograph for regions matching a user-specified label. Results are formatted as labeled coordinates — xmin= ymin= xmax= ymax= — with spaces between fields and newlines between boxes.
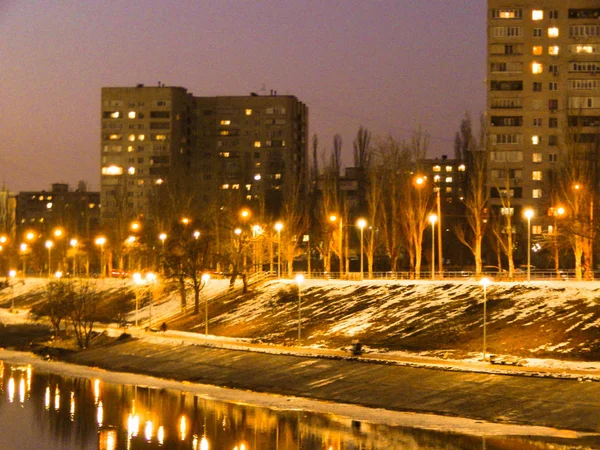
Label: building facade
xmin=487 ymin=0 xmax=600 ymax=232
xmin=100 ymin=85 xmax=308 ymax=223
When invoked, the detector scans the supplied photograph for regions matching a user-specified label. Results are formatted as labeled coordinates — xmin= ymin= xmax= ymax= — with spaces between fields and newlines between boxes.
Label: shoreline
xmin=0 ymin=348 xmax=597 ymax=441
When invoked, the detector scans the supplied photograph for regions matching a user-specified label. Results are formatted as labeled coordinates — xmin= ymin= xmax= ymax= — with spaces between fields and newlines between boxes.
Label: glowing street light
xmin=523 ymin=208 xmax=534 ymax=282
xmin=95 ymin=236 xmax=107 ymax=278
xmin=45 ymin=240 xmax=54 ymax=277
xmin=193 ymin=230 xmax=200 ymax=240
xmin=19 ymin=243 xmax=28 ymax=277
xmin=480 ymin=277 xmax=491 ymax=361
xmin=295 ymin=274 xmax=304 ymax=342
xmin=274 ymin=222 xmax=283 ymax=278
xmin=429 ymin=214 xmax=438 ymax=280
xmin=356 ymin=219 xmax=367 ymax=281
xmin=202 ymin=273 xmax=210 ymax=335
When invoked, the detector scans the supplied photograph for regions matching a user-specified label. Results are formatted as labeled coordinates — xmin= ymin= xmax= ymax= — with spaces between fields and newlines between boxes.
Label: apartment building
xmin=100 ymin=85 xmax=308 ymax=223
xmin=487 ymin=0 xmax=600 ymax=232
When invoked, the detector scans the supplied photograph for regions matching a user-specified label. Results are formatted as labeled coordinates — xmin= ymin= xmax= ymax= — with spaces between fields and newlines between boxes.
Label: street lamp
xmin=523 ymin=208 xmax=534 ymax=282
xmin=429 ymin=214 xmax=438 ymax=280
xmin=295 ymin=274 xmax=304 ymax=342
xmin=481 ymin=277 xmax=491 ymax=362
xmin=70 ymin=239 xmax=78 ymax=277
xmin=20 ymin=243 xmax=27 ymax=277
xmin=159 ymin=232 xmax=167 ymax=273
xmin=356 ymin=219 xmax=366 ymax=281
xmin=274 ymin=222 xmax=283 ymax=278
xmin=552 ymin=206 xmax=565 ymax=279
xmin=146 ymin=272 xmax=156 ymax=329
xmin=45 ymin=240 xmax=53 ymax=277
xmin=8 ymin=270 xmax=16 ymax=311
xmin=95 ymin=236 xmax=107 ymax=278
xmin=202 ymin=273 xmax=210 ymax=335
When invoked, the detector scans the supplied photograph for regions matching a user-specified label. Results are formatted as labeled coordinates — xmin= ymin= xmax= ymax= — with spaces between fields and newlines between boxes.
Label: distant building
xmin=15 ymin=182 xmax=100 ymax=241
xmin=486 ymin=0 xmax=600 ymax=229
xmin=100 ymin=85 xmax=308 ymax=222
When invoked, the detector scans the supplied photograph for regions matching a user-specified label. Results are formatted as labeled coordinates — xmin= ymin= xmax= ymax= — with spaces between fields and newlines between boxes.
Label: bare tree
xmin=399 ymin=129 xmax=434 ymax=279
xmin=376 ymin=136 xmax=411 ymax=272
xmin=453 ymin=115 xmax=489 ymax=276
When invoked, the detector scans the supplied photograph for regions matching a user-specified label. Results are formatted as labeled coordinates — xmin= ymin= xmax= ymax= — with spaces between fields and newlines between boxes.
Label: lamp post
xmin=202 ymin=273 xmax=210 ymax=335
xmin=8 ymin=270 xmax=16 ymax=311
xmin=434 ymin=176 xmax=443 ymax=277
xmin=481 ymin=277 xmax=490 ymax=362
xmin=95 ymin=237 xmax=107 ymax=278
xmin=159 ymin=233 xmax=167 ymax=273
xmin=295 ymin=274 xmax=304 ymax=342
xmin=524 ymin=208 xmax=534 ymax=282
xmin=45 ymin=240 xmax=53 ymax=277
xmin=146 ymin=272 xmax=156 ymax=330
xmin=275 ymin=222 xmax=283 ymax=278
xmin=429 ymin=214 xmax=437 ymax=280
xmin=20 ymin=243 xmax=27 ymax=278
xmin=552 ymin=206 xmax=565 ymax=279
xmin=357 ymin=219 xmax=366 ymax=281
xmin=70 ymin=239 xmax=78 ymax=277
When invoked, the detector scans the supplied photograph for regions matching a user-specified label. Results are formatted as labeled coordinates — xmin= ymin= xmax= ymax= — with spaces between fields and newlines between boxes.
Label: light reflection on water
xmin=0 ymin=360 xmax=595 ymax=449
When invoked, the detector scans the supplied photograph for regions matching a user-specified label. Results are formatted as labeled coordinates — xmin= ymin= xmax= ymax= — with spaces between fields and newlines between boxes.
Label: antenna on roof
xmin=259 ymin=84 xmax=267 ymax=95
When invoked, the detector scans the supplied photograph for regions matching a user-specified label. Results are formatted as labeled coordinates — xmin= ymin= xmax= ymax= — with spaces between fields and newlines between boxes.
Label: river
xmin=0 ymin=360 xmax=596 ymax=449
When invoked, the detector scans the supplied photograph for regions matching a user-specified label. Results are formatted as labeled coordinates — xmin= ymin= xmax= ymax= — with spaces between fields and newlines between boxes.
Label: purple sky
xmin=0 ymin=1 xmax=486 ymax=192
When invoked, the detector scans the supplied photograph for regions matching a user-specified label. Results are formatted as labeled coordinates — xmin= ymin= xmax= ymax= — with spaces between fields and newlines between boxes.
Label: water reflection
xmin=0 ymin=360 xmax=596 ymax=449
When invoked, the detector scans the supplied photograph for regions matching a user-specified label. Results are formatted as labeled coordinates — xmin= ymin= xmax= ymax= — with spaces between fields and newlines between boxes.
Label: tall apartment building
xmin=100 ymin=85 xmax=308 ymax=223
xmin=487 ymin=1 xmax=600 ymax=232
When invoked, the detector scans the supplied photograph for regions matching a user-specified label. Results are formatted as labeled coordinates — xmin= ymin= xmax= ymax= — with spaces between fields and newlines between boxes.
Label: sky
xmin=0 ymin=1 xmax=487 ymax=192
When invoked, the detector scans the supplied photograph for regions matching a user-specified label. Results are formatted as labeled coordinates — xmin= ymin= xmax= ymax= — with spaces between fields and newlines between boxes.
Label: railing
xmin=291 ymin=270 xmax=580 ymax=281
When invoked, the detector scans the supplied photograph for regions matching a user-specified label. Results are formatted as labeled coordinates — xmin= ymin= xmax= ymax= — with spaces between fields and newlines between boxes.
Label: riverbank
xmin=53 ymin=328 xmax=599 ymax=436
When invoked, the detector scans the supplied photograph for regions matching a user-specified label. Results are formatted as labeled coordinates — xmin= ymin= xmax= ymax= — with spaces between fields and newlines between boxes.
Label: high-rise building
xmin=100 ymin=85 xmax=308 ymax=223
xmin=486 ymin=1 xmax=600 ymax=231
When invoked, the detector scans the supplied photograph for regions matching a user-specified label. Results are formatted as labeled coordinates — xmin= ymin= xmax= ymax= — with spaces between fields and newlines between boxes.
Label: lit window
xmin=220 ymin=130 xmax=230 ymax=136
xmin=445 ymin=187 xmax=452 ymax=193
xmin=548 ymin=27 xmax=559 ymax=38
xmin=128 ymin=167 xmax=135 ymax=175
xmin=220 ymin=152 xmax=230 ymax=158
xmin=274 ymin=173 xmax=281 ymax=179
xmin=110 ymin=111 xmax=120 ymax=119
xmin=445 ymin=177 xmax=453 ymax=183
xmin=445 ymin=166 xmax=453 ymax=172
xmin=127 ymin=145 xmax=134 ymax=152
xmin=533 ymin=188 xmax=542 ymax=198
xmin=532 ymin=225 xmax=542 ymax=235
xmin=433 ymin=165 xmax=441 ymax=172
xmin=254 ymin=141 xmax=261 ymax=148
xmin=232 ymin=184 xmax=239 ymax=190
xmin=501 ymin=207 xmax=514 ymax=216
xmin=245 ymin=184 xmax=251 ymax=190
xmin=532 ymin=152 xmax=542 ymax=162
xmin=128 ymin=134 xmax=136 ymax=142
xmin=576 ymin=45 xmax=593 ymax=54
xmin=532 ymin=62 xmax=543 ymax=74
xmin=532 ymin=135 xmax=540 ymax=145
xmin=254 ymin=174 xmax=261 ymax=181
xmin=245 ymin=109 xmax=252 ymax=116
xmin=549 ymin=46 xmax=559 ymax=55
xmin=109 ymin=134 xmax=121 ymax=140
xmin=458 ymin=164 xmax=466 ymax=171
xmin=138 ymin=135 xmax=145 ymax=141
xmin=102 ymin=165 xmax=123 ymax=175
xmin=532 ymin=46 xmax=543 ymax=55
xmin=532 ymin=171 xmax=542 ymax=180
xmin=532 ymin=10 xmax=543 ymax=20
xmin=434 ymin=175 xmax=441 ymax=182
xmin=128 ymin=111 xmax=136 ymax=119
xmin=221 ymin=184 xmax=230 ymax=189
xmin=220 ymin=120 xmax=231 ymax=125
xmin=154 ymin=134 xmax=167 ymax=141
xmin=155 ymin=179 xmax=163 ymax=185
xmin=46 ymin=203 xmax=52 ymax=209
